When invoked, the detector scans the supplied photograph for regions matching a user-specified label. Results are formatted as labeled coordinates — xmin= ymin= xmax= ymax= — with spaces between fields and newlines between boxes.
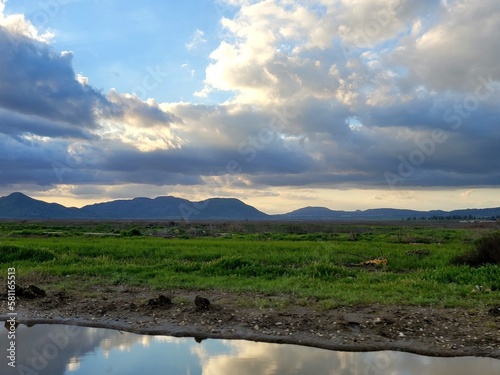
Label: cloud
xmin=0 ymin=29 xmax=105 ymax=131
xmin=0 ymin=0 xmax=499 ymax=208
xmin=101 ymin=91 xmax=182 ymax=152
xmin=0 ymin=3 xmax=54 ymax=43
xmin=193 ymin=0 xmax=500 ymax=190
xmin=186 ymin=28 xmax=207 ymax=50
xmin=393 ymin=0 xmax=500 ymax=91
xmin=0 ymin=8 xmax=188 ymax=186
xmin=203 ymin=1 xmax=342 ymax=105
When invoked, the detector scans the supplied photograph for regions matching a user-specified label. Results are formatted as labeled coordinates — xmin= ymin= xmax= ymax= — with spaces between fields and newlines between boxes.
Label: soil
xmin=2 ymin=282 xmax=500 ymax=359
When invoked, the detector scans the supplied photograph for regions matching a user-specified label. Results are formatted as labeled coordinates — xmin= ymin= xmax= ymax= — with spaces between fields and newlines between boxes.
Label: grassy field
xmin=1 ymin=221 xmax=499 ymax=308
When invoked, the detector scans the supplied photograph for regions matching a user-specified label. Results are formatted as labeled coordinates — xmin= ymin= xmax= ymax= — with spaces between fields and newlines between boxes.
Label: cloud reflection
xmin=196 ymin=340 xmax=500 ymax=375
xmin=0 ymin=324 xmax=499 ymax=375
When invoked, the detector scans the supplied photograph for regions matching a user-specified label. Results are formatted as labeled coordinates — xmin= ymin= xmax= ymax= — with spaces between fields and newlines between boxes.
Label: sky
xmin=0 ymin=0 xmax=499 ymax=214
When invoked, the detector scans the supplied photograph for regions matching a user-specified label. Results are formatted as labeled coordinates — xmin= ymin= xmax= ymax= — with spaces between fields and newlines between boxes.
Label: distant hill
xmin=0 ymin=192 xmax=93 ymax=219
xmin=0 ymin=193 xmax=269 ymax=220
xmin=81 ymin=196 xmax=192 ymax=219
xmin=277 ymin=206 xmax=425 ymax=220
xmin=81 ymin=196 xmax=269 ymax=220
xmin=279 ymin=206 xmax=500 ymax=221
xmin=0 ymin=192 xmax=498 ymax=221
xmin=188 ymin=198 xmax=270 ymax=220
xmin=278 ymin=206 xmax=345 ymax=219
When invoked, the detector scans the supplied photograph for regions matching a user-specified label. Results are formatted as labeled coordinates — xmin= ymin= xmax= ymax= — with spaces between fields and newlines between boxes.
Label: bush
xmin=120 ymin=228 xmax=142 ymax=237
xmin=452 ymin=232 xmax=500 ymax=267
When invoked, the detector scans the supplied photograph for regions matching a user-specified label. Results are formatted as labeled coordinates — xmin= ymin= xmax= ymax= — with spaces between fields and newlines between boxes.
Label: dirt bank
xmin=2 ymin=284 xmax=500 ymax=359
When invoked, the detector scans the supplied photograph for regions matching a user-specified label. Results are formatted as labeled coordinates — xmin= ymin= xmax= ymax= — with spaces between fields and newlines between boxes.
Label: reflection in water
xmin=0 ymin=324 xmax=499 ymax=375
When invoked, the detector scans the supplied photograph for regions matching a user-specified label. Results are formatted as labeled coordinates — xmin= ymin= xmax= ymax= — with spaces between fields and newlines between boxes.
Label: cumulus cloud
xmin=0 ymin=2 xmax=54 ymax=43
xmin=193 ymin=0 xmax=500 ymax=190
xmin=393 ymin=0 xmax=500 ymax=91
xmin=0 ymin=29 xmax=105 ymax=131
xmin=0 ymin=7 xmax=186 ymax=187
xmin=100 ymin=91 xmax=182 ymax=152
xmin=202 ymin=1 xmax=342 ymax=105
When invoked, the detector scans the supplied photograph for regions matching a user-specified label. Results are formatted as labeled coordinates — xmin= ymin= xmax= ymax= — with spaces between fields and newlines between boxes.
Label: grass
xmin=451 ymin=231 xmax=500 ymax=267
xmin=0 ymin=221 xmax=499 ymax=308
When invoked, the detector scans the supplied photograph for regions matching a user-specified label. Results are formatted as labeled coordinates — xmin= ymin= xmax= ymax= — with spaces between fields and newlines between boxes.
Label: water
xmin=1 ymin=324 xmax=499 ymax=375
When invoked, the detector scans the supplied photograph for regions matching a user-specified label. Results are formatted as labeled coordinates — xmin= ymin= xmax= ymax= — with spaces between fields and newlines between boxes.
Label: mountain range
xmin=0 ymin=192 xmax=499 ymax=221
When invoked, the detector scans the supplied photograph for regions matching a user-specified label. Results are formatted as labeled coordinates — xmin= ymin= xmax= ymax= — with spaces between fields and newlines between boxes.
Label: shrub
xmin=120 ymin=228 xmax=142 ymax=237
xmin=128 ymin=228 xmax=142 ymax=236
xmin=451 ymin=232 xmax=500 ymax=267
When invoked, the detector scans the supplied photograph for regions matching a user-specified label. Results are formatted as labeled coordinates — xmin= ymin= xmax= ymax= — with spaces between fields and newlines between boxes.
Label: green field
xmin=1 ymin=221 xmax=499 ymax=308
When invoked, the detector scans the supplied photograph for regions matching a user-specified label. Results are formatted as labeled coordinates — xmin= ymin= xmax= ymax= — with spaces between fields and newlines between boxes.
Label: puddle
xmin=1 ymin=324 xmax=500 ymax=374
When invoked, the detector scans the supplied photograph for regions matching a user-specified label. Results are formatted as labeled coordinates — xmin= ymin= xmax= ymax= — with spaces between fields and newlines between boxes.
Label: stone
xmin=195 ymin=296 xmax=210 ymax=310
xmin=488 ymin=306 xmax=500 ymax=317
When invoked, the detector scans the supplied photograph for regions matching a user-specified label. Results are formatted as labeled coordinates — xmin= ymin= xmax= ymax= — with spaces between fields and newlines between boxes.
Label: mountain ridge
xmin=0 ymin=192 xmax=499 ymax=221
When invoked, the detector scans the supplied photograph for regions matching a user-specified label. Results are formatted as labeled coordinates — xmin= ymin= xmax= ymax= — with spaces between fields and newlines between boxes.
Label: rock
xmin=147 ymin=295 xmax=172 ymax=308
xmin=195 ymin=296 xmax=210 ymax=310
xmin=27 ymin=285 xmax=46 ymax=298
xmin=12 ymin=284 xmax=47 ymax=299
xmin=488 ymin=306 xmax=500 ymax=316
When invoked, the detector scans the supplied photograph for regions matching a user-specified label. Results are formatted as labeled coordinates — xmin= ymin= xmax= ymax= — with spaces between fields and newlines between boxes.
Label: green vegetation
xmin=0 ymin=221 xmax=499 ymax=308
xmin=452 ymin=232 xmax=500 ymax=267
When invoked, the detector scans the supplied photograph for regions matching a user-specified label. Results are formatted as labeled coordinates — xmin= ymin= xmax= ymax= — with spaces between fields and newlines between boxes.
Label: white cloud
xmin=337 ymin=0 xmax=403 ymax=47
xmin=393 ymin=0 xmax=500 ymax=91
xmin=194 ymin=86 xmax=212 ymax=98
xmin=201 ymin=0 xmax=454 ymax=109
xmin=185 ymin=28 xmax=207 ymax=50
xmin=0 ymin=10 xmax=54 ymax=43
xmin=203 ymin=2 xmax=344 ymax=105
xmin=100 ymin=90 xmax=183 ymax=152
xmin=76 ymin=73 xmax=89 ymax=85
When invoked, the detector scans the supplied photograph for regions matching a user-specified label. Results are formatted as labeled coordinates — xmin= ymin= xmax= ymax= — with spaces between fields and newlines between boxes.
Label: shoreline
xmin=2 ymin=286 xmax=500 ymax=360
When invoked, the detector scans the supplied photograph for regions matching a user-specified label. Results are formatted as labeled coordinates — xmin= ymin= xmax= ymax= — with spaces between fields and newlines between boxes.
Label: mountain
xmin=81 ymin=196 xmax=192 ymax=219
xmin=279 ymin=206 xmax=345 ymax=219
xmin=0 ymin=193 xmax=269 ymax=220
xmin=0 ymin=192 xmax=498 ymax=221
xmin=183 ymin=198 xmax=269 ymax=220
xmin=279 ymin=206 xmax=427 ymax=220
xmin=280 ymin=206 xmax=500 ymax=221
xmin=0 ymin=192 xmax=93 ymax=219
xmin=81 ymin=196 xmax=269 ymax=220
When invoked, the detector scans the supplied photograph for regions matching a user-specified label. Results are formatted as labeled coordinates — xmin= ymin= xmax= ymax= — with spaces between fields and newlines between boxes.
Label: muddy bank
xmin=2 ymin=285 xmax=500 ymax=359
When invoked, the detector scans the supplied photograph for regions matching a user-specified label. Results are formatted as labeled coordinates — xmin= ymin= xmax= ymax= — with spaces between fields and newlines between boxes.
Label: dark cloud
xmin=0 ymin=26 xmax=107 ymax=132
xmin=0 ymin=107 xmax=94 ymax=139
